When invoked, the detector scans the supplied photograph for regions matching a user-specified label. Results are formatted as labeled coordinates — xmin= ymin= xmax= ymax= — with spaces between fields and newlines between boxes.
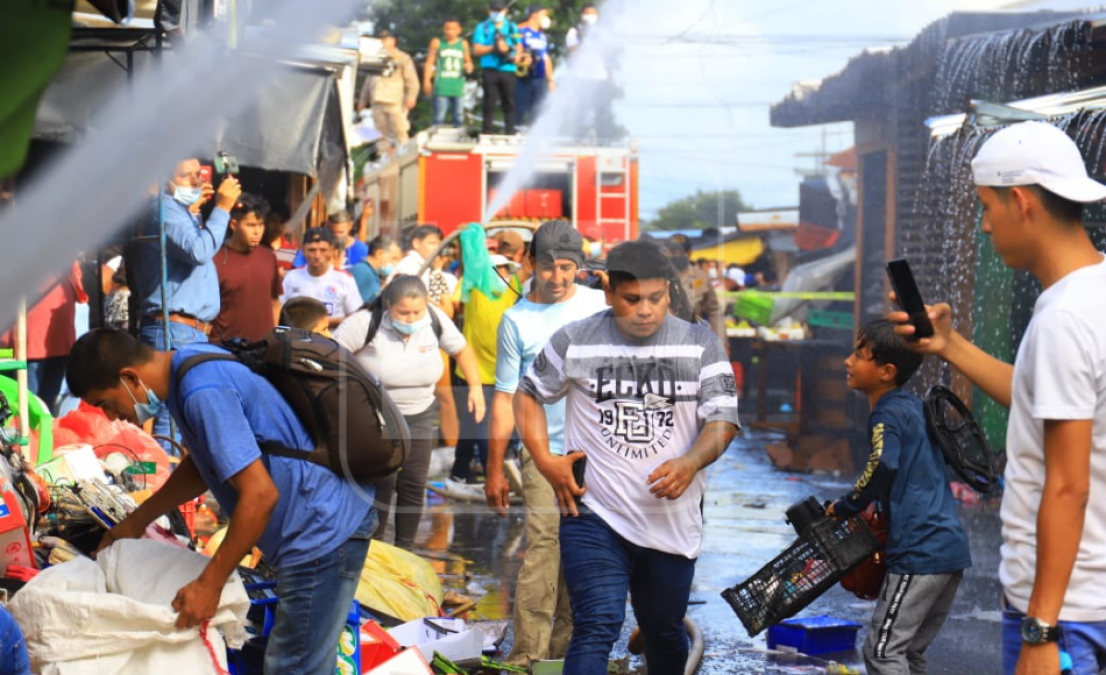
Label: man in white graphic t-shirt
xmin=890 ymin=121 xmax=1106 ymax=675
xmin=281 ymin=228 xmax=361 ymax=328
xmin=517 ymin=239 xmax=740 ymax=675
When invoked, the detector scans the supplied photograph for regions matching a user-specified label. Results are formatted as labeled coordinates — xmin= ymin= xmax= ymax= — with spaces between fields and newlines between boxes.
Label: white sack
xmin=8 ymin=539 xmax=249 ymax=675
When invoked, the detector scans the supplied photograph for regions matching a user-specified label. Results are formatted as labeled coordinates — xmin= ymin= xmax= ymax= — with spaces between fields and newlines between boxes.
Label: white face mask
xmin=539 ymin=15 xmax=552 ymax=30
xmin=171 ymin=184 xmax=202 ymax=207
xmin=581 ymin=13 xmax=598 ymax=25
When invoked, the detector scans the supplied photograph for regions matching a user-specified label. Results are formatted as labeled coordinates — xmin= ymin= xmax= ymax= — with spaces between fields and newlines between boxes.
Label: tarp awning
xmin=33 ymin=53 xmax=344 ymax=176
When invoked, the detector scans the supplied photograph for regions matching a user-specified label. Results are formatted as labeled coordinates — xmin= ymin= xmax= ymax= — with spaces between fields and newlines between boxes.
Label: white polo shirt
xmin=333 ymin=304 xmax=466 ymax=416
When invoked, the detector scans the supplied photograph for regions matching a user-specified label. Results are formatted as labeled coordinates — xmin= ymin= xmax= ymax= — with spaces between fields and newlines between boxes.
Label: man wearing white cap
xmin=890 ymin=121 xmax=1106 ymax=675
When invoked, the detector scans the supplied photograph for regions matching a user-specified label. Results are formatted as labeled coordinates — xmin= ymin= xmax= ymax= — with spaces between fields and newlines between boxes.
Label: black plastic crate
xmin=721 ymin=515 xmax=878 ymax=636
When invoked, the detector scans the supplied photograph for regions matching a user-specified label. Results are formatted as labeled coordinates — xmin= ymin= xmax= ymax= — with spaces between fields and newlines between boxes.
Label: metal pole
xmin=15 ymin=299 xmax=29 ymax=464
xmin=157 ymin=188 xmax=179 ymax=448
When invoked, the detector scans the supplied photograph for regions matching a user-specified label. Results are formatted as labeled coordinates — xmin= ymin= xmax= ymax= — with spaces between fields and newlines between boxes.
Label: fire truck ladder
xmin=595 ymin=155 xmax=631 ymax=242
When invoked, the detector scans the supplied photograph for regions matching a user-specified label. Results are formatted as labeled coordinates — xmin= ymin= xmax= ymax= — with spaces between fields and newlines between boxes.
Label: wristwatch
xmin=1020 ymin=617 xmax=1062 ymax=645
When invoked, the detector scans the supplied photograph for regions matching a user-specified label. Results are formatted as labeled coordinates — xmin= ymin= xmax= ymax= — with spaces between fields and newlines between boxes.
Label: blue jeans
xmin=138 ymin=320 xmax=208 ymax=452
xmin=559 ymin=507 xmax=696 ymax=675
xmin=1003 ymin=600 xmax=1106 ymax=674
xmin=0 ymin=605 xmax=30 ymax=675
xmin=433 ymin=96 xmax=464 ymax=126
xmin=26 ymin=356 xmax=68 ymax=416
xmin=264 ymin=507 xmax=376 ymax=675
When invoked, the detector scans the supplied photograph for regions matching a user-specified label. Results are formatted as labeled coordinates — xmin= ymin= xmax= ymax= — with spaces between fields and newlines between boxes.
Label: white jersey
xmin=281 ymin=267 xmax=361 ymax=319
xmin=1000 ymin=256 xmax=1106 ymax=622
xmin=520 ymin=310 xmax=740 ymax=558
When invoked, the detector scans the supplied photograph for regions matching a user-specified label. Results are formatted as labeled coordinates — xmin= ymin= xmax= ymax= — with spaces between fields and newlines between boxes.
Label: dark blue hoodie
xmin=834 ymin=389 xmax=972 ymax=575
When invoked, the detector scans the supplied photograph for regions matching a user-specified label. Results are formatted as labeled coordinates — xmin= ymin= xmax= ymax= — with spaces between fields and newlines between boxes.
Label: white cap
xmin=971 ymin=121 xmax=1106 ymax=203
xmin=489 ymin=254 xmax=519 ymax=270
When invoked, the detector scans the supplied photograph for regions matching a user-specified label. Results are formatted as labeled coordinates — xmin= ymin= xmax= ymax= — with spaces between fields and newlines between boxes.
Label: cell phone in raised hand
xmin=885 ymin=258 xmax=935 ymax=340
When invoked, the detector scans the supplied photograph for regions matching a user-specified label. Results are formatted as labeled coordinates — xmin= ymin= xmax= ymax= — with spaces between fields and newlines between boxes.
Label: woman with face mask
xmin=332 ymin=275 xmax=485 ymax=549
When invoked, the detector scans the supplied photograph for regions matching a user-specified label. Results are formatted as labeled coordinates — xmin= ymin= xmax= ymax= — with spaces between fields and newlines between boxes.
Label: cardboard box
xmin=37 ymin=444 xmax=102 ymax=483
xmin=387 ymin=618 xmax=482 ymax=663
xmin=531 ymin=660 xmax=564 ymax=675
xmin=361 ymin=620 xmax=402 ymax=671
xmin=364 ymin=646 xmax=433 ymax=675
xmin=0 ymin=477 xmax=35 ymax=569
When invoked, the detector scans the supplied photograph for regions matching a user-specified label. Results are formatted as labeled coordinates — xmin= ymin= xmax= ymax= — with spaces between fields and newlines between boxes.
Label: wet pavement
xmin=413 ymin=430 xmax=1003 ymax=674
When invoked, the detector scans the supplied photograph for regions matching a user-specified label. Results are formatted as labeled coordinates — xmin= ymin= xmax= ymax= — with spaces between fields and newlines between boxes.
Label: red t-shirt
xmin=274 ymin=236 xmax=298 ymax=272
xmin=212 ymin=245 xmax=282 ymax=341
xmin=1 ymin=263 xmax=86 ymax=360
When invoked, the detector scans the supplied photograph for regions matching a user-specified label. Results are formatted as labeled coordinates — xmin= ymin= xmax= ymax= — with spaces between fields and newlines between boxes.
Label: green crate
xmin=808 ymin=309 xmax=853 ymax=330
xmin=735 ymin=293 xmax=774 ymax=325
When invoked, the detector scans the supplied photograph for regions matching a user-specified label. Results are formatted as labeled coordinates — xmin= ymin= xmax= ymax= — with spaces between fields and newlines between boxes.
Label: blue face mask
xmin=122 ymin=377 xmax=162 ymax=426
xmin=379 ymin=263 xmax=395 ymax=277
xmin=492 ymin=10 xmax=506 ymax=22
xmin=392 ymin=314 xmax=432 ymax=336
xmin=172 ymin=184 xmax=202 ymax=207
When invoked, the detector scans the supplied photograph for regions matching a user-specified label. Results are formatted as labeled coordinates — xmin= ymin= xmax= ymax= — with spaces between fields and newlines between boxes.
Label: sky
xmin=608 ymin=0 xmax=1091 ymax=221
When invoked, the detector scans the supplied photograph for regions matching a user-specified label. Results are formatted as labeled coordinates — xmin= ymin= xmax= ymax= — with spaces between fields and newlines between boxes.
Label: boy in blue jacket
xmin=828 ymin=319 xmax=972 ymax=674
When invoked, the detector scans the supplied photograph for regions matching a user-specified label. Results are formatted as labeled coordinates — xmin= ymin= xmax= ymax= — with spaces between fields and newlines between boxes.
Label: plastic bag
xmin=356 ymin=539 xmax=443 ymax=622
xmin=54 ymin=403 xmax=172 ymax=490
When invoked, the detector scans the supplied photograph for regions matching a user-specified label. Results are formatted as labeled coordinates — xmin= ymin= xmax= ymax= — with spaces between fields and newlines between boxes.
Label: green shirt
xmin=434 ymin=39 xmax=466 ymax=98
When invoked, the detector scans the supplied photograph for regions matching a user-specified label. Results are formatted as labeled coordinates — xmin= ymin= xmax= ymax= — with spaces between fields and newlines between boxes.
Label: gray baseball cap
xmin=532 ymin=220 xmax=584 ymax=267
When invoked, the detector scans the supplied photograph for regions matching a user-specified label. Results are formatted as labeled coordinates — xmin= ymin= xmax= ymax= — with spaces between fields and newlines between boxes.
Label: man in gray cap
xmin=890 ymin=121 xmax=1106 ymax=675
xmin=486 ymin=220 xmax=607 ymax=666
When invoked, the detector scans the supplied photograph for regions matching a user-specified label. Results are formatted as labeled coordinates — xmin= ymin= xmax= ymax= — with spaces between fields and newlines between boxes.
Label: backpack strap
xmin=176 ymin=351 xmax=314 ymax=462
xmin=176 ymin=352 xmax=240 ymax=383
xmin=429 ymin=304 xmax=443 ymax=341
xmin=363 ymin=299 xmax=385 ymax=349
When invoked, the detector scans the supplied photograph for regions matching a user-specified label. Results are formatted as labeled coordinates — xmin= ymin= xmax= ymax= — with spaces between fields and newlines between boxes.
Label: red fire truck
xmin=359 ymin=127 xmax=640 ymax=243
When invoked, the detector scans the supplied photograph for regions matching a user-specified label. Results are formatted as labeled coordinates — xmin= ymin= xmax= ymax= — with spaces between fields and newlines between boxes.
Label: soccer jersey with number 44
xmin=520 ymin=310 xmax=740 ymax=558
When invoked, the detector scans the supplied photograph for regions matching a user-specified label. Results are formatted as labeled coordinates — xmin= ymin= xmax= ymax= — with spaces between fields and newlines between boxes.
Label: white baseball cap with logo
xmin=971 ymin=120 xmax=1106 ymax=203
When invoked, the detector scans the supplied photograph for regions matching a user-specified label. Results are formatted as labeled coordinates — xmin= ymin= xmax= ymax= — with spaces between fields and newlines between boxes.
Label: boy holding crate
xmin=827 ymin=319 xmax=971 ymax=674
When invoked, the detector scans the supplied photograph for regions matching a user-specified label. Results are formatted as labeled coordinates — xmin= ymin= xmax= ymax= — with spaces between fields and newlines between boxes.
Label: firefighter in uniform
xmin=664 ymin=237 xmax=729 ymax=357
xmin=358 ymin=28 xmax=420 ymax=151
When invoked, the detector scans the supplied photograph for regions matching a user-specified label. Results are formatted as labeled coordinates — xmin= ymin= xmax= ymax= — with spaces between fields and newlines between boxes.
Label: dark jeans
xmin=372 ymin=405 xmax=436 ymax=550
xmin=482 ymin=69 xmax=517 ymax=135
xmin=264 ymin=507 xmax=376 ymax=675
xmin=25 ymin=356 xmax=67 ymax=416
xmin=560 ymin=507 xmax=696 ymax=675
xmin=515 ymin=76 xmax=548 ymax=127
xmin=453 ymin=383 xmax=494 ymax=481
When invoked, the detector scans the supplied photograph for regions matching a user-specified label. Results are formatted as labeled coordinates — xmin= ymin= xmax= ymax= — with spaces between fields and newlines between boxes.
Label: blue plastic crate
xmin=766 ymin=615 xmax=862 ymax=655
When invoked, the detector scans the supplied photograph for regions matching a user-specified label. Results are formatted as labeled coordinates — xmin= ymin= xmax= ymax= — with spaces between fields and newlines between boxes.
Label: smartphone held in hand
xmin=885 ymin=258 xmax=935 ymax=340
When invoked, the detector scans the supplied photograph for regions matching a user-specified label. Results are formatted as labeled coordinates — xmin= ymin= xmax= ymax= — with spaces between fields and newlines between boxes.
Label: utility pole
xmin=794 ymin=127 xmax=835 ymax=178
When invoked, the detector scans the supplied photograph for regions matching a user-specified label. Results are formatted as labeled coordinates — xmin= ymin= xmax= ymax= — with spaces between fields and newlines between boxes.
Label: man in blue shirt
xmin=350 ymin=235 xmax=401 ymax=303
xmin=516 ymin=5 xmax=555 ymax=128
xmin=473 ymin=1 xmax=522 ymax=135
xmin=129 ymin=158 xmax=241 ymax=442
xmin=66 ymin=329 xmax=375 ymax=675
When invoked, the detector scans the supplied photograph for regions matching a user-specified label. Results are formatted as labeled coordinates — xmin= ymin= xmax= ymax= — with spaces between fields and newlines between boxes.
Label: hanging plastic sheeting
xmin=457 ymin=223 xmax=506 ymax=303
xmin=355 ymin=539 xmax=443 ymax=622
xmin=0 ymin=0 xmax=376 ymax=331
xmin=8 ymin=539 xmax=249 ymax=675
